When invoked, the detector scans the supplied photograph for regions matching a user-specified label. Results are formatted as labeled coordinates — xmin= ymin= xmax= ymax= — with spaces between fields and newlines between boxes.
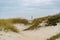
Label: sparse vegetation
xmin=11 ymin=18 xmax=29 ymax=25
xmin=47 ymin=33 xmax=60 ymax=40
xmin=0 ymin=18 xmax=29 ymax=33
xmin=0 ymin=21 xmax=19 ymax=33
xmin=0 ymin=13 xmax=60 ymax=31
xmin=24 ymin=13 xmax=60 ymax=31
xmin=6 ymin=18 xmax=29 ymax=25
xmin=46 ymin=13 xmax=60 ymax=26
xmin=24 ymin=22 xmax=41 ymax=31
xmin=24 ymin=16 xmax=51 ymax=30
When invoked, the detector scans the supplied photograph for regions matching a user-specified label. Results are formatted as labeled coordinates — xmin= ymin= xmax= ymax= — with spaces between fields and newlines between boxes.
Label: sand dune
xmin=0 ymin=23 xmax=60 ymax=40
xmin=14 ymin=23 xmax=60 ymax=40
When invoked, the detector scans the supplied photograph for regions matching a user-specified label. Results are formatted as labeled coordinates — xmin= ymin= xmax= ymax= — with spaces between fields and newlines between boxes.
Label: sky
xmin=0 ymin=0 xmax=60 ymax=19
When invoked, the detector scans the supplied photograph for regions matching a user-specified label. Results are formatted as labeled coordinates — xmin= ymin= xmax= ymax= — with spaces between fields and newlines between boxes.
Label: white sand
xmin=0 ymin=31 xmax=33 ymax=40
xmin=13 ymin=24 xmax=31 ymax=31
xmin=22 ymin=25 xmax=60 ymax=40
xmin=0 ymin=23 xmax=60 ymax=40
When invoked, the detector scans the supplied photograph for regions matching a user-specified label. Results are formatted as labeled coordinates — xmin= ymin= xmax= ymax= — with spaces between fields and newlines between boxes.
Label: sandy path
xmin=14 ymin=24 xmax=60 ymax=40
xmin=0 ymin=31 xmax=34 ymax=40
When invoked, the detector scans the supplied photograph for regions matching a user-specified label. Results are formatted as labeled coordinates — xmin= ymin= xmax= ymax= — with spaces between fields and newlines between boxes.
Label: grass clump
xmin=11 ymin=18 xmax=29 ymax=25
xmin=0 ymin=18 xmax=29 ymax=32
xmin=0 ymin=18 xmax=29 ymax=25
xmin=0 ymin=21 xmax=19 ymax=33
xmin=46 ymin=13 xmax=60 ymax=26
xmin=47 ymin=33 xmax=60 ymax=40
xmin=24 ymin=22 xmax=41 ymax=31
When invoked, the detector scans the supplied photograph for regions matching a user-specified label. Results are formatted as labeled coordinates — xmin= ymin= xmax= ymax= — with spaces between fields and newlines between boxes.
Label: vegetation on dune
xmin=45 ymin=13 xmax=60 ymax=26
xmin=0 ymin=13 xmax=60 ymax=31
xmin=32 ymin=16 xmax=50 ymax=24
xmin=24 ymin=20 xmax=41 ymax=31
xmin=0 ymin=18 xmax=29 ymax=33
xmin=47 ymin=33 xmax=60 ymax=40
xmin=24 ymin=13 xmax=60 ymax=31
xmin=24 ymin=16 xmax=55 ymax=31
xmin=6 ymin=18 xmax=29 ymax=25
xmin=0 ymin=22 xmax=19 ymax=33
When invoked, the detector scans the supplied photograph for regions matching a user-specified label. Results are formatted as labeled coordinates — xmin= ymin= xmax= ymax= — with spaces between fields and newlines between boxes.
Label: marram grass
xmin=47 ymin=33 xmax=60 ymax=40
xmin=0 ymin=22 xmax=19 ymax=33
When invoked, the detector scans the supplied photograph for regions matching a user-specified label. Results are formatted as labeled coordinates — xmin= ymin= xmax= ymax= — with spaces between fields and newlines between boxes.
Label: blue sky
xmin=0 ymin=0 xmax=60 ymax=19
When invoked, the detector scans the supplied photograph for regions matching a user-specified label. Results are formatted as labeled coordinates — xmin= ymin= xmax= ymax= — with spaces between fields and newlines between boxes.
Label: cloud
xmin=22 ymin=0 xmax=51 ymax=4
xmin=0 ymin=0 xmax=60 ymax=19
xmin=34 ymin=0 xmax=49 ymax=3
xmin=16 ymin=0 xmax=53 ymax=6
